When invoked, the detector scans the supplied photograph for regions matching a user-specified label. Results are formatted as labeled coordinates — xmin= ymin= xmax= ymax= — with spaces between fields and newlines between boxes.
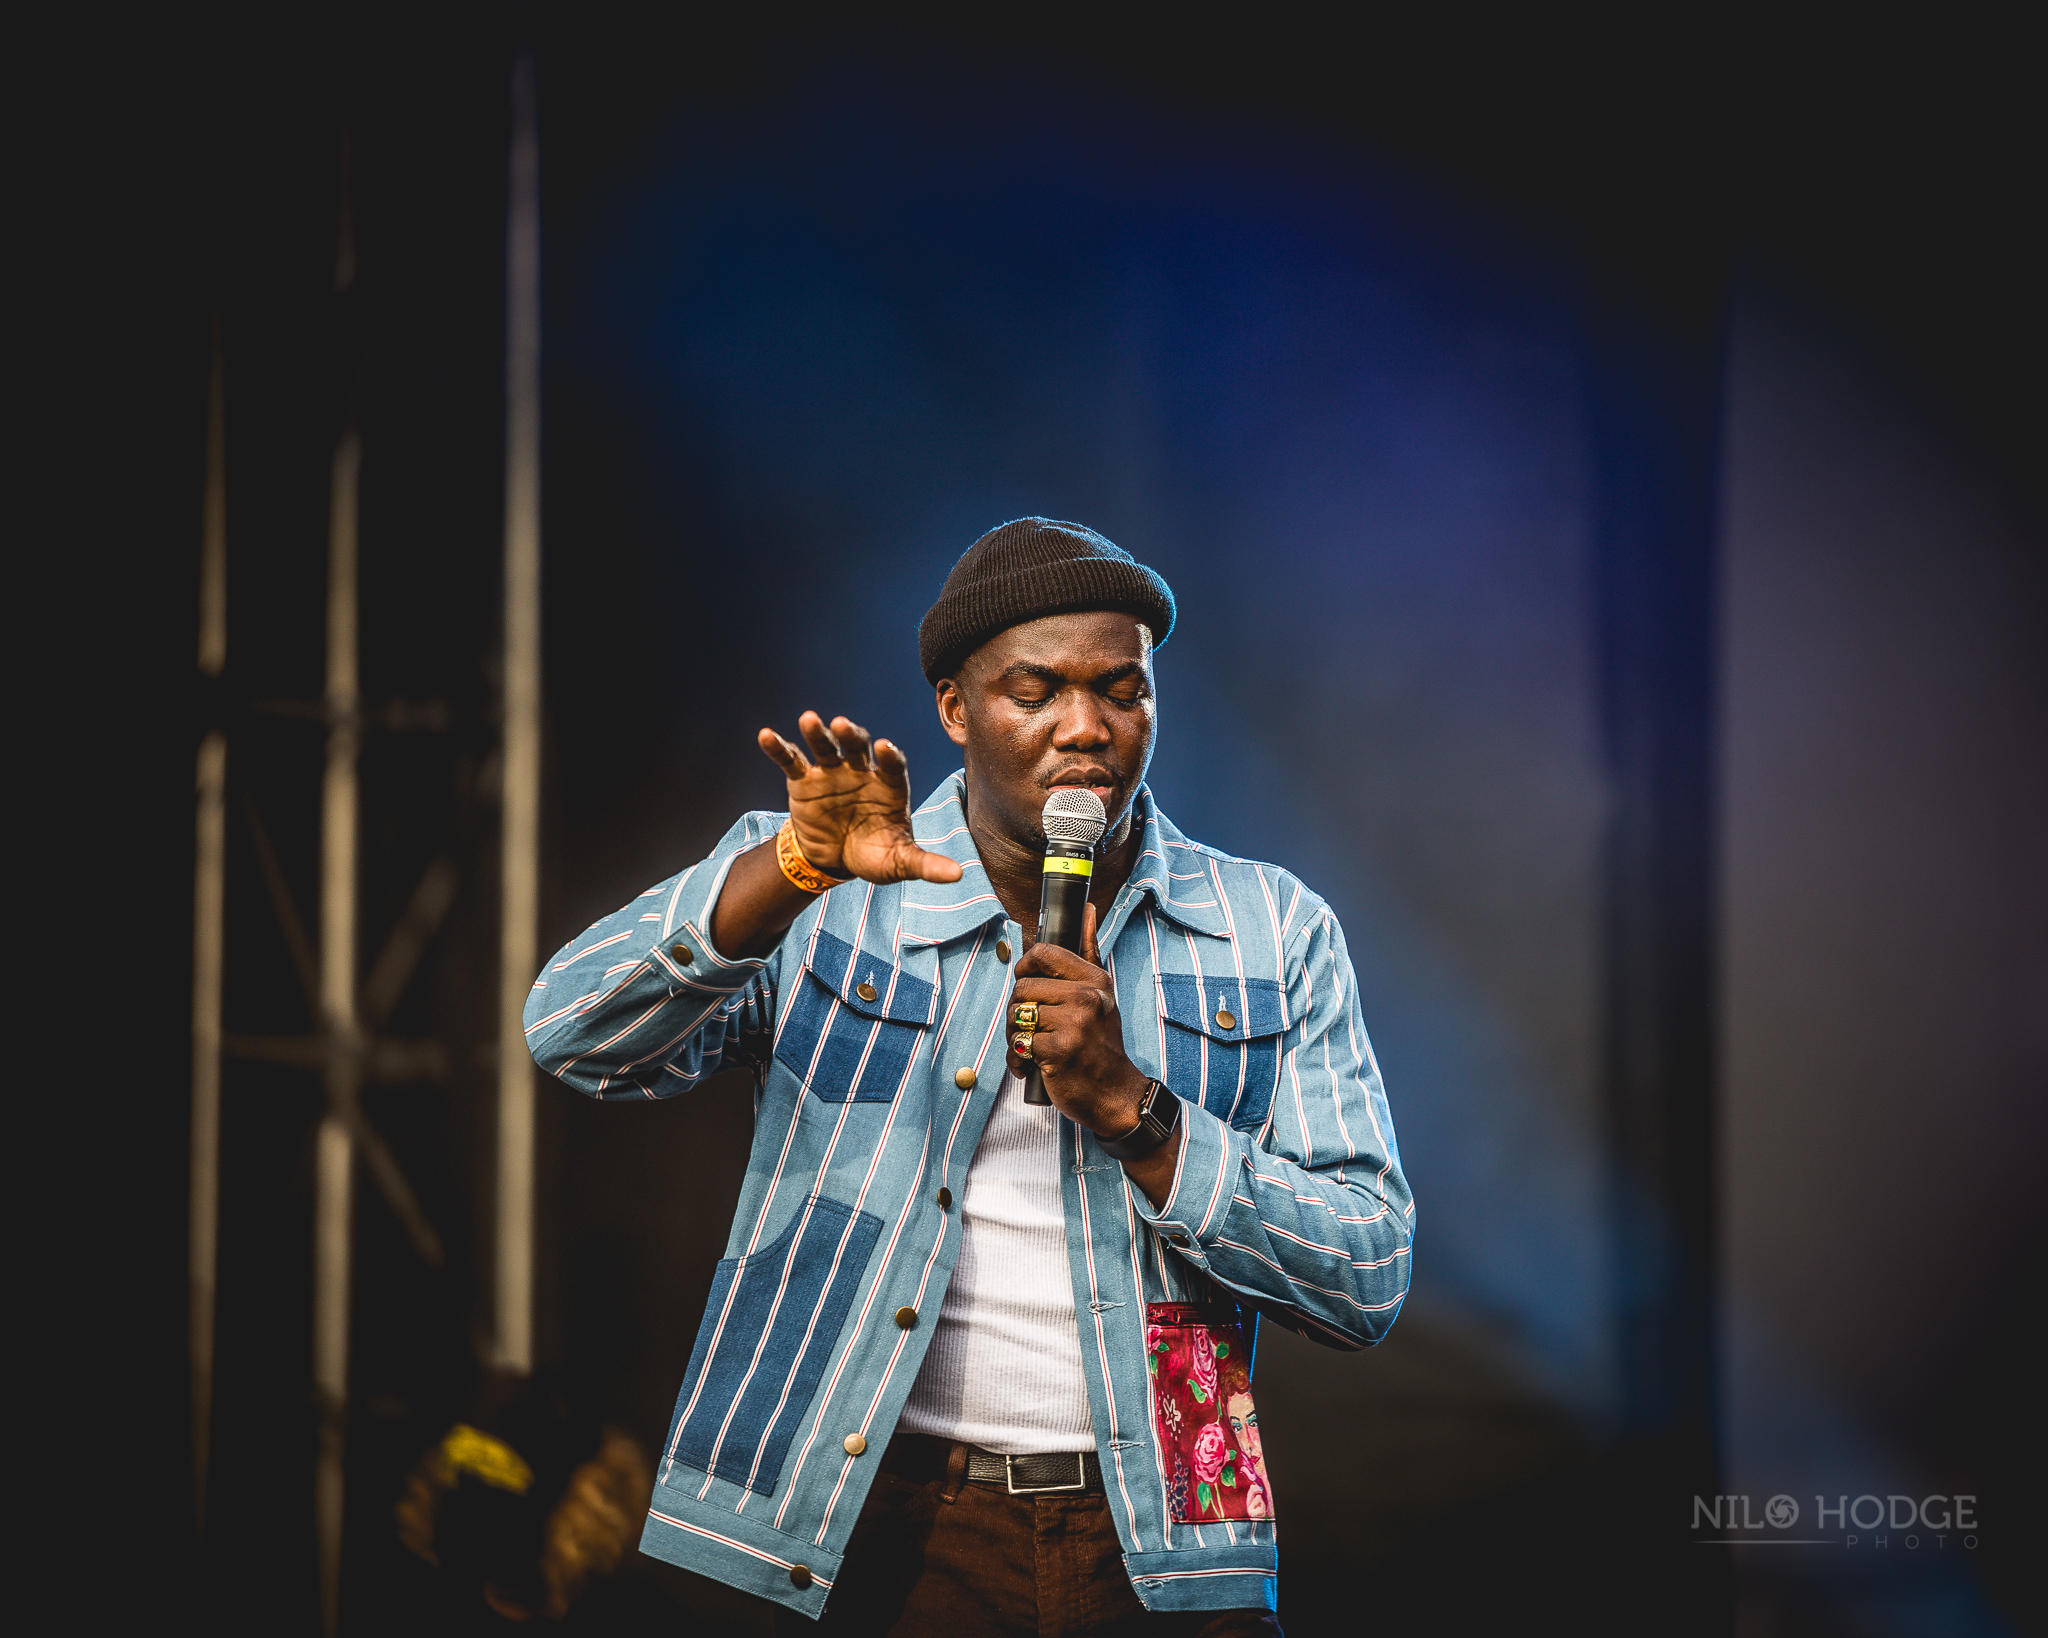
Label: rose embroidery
xmin=1189 ymin=1420 xmax=1238 ymax=1516
xmin=1145 ymin=1306 xmax=1271 ymax=1524
xmin=1183 ymin=1326 xmax=1219 ymax=1403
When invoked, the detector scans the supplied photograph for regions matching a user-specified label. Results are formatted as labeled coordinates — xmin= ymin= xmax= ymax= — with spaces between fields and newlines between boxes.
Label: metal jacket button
xmin=996 ymin=940 xmax=1012 ymax=963
xmin=790 ymin=1565 xmax=813 ymax=1589
xmin=843 ymin=1433 xmax=867 ymax=1456
xmin=895 ymin=1306 xmax=919 ymax=1329
xmin=954 ymin=1067 xmax=976 ymax=1090
xmin=671 ymin=944 xmax=693 ymax=964
xmin=856 ymin=981 xmax=878 ymax=1002
xmin=936 ymin=1187 xmax=953 ymax=1209
xmin=1214 ymin=1007 xmax=1236 ymax=1031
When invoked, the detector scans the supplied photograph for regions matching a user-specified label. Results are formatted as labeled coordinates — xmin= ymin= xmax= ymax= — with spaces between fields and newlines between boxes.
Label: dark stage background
xmin=98 ymin=9 xmax=2041 ymax=1636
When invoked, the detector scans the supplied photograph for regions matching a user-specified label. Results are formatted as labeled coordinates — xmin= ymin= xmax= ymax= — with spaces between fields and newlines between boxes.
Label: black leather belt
xmin=883 ymin=1432 xmax=1104 ymax=1494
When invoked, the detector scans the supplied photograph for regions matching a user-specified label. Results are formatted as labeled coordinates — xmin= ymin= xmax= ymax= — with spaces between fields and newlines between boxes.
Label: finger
xmin=872 ymin=739 xmax=912 ymax=790
xmin=1006 ymin=976 xmax=1058 ymax=1007
xmin=831 ymin=716 xmax=874 ymax=773
xmin=798 ymin=711 xmax=844 ymax=766
xmin=1013 ymin=942 xmax=1104 ymax=982
xmin=1080 ymin=900 xmax=1101 ymax=968
xmin=758 ymin=728 xmax=811 ymax=778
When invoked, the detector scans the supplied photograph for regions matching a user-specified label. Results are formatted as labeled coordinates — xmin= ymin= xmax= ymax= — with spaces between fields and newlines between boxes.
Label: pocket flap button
xmin=1214 ymin=1007 xmax=1236 ymax=1031
xmin=856 ymin=981 xmax=878 ymax=1002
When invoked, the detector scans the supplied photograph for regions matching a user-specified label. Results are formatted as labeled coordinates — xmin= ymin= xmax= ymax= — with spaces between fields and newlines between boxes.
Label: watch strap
xmin=1097 ymin=1079 xmax=1181 ymax=1161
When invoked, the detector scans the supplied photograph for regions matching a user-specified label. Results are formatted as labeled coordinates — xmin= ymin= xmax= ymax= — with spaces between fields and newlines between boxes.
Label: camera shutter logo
xmin=1766 ymin=1494 xmax=1799 ymax=1529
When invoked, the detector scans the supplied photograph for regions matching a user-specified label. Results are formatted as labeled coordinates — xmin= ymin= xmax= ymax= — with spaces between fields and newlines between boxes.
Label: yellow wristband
xmin=776 ymin=819 xmax=847 ymax=894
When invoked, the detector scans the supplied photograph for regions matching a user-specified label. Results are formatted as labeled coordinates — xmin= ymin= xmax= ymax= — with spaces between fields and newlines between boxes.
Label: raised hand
xmin=757 ymin=712 xmax=963 ymax=886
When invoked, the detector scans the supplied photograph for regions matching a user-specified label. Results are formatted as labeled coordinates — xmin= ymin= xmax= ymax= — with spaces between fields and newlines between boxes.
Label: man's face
xmin=937 ymin=611 xmax=1156 ymax=851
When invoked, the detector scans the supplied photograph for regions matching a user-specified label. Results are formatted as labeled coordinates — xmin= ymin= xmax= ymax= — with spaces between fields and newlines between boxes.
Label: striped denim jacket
xmin=525 ymin=774 xmax=1413 ymax=1617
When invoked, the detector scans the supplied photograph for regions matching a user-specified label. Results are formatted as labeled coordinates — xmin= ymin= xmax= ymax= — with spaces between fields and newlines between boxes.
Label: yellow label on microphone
xmin=1042 ymin=855 xmax=1095 ymax=877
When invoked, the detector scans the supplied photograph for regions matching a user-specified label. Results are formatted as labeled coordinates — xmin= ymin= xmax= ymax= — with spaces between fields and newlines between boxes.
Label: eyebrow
xmin=993 ymin=660 xmax=1149 ymax=690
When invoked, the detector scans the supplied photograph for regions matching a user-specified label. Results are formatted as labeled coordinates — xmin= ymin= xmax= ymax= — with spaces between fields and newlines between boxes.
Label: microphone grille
xmin=1042 ymin=787 xmax=1109 ymax=848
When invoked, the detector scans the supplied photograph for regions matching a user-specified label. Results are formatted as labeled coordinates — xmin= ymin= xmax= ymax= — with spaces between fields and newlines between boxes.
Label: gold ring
xmin=1011 ymin=1001 xmax=1039 ymax=1032
xmin=1012 ymin=1032 xmax=1035 ymax=1059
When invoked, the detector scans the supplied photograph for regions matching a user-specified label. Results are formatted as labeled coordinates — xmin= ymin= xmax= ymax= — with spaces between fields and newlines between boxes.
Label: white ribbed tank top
xmin=897 ymin=1068 xmax=1096 ymax=1453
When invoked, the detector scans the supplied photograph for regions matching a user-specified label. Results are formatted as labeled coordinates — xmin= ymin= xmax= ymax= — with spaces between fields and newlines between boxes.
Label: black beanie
xmin=917 ymin=518 xmax=1176 ymax=684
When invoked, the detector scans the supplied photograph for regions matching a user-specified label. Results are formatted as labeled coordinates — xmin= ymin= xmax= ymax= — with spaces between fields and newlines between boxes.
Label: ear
xmin=935 ymin=678 xmax=969 ymax=748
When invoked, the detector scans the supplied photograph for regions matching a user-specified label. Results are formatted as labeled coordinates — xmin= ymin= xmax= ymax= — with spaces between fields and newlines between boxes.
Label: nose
xmin=1050 ymin=689 xmax=1112 ymax=751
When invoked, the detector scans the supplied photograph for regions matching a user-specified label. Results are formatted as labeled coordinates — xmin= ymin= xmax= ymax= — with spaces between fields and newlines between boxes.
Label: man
xmin=526 ymin=519 xmax=1413 ymax=1634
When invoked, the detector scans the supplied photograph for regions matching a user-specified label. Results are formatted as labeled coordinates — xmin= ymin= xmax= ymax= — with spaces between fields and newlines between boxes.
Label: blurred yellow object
xmin=439 ymin=1423 xmax=534 ymax=1495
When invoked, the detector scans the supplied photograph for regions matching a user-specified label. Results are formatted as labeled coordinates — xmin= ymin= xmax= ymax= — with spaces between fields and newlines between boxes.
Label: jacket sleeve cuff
xmin=646 ymin=842 xmax=773 ymax=992
xmin=1129 ymin=1098 xmax=1237 ymax=1261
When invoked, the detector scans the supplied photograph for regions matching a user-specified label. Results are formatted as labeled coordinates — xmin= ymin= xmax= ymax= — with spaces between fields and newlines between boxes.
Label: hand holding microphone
xmin=1007 ymin=789 xmax=1157 ymax=1144
xmin=1016 ymin=788 xmax=1108 ymax=1103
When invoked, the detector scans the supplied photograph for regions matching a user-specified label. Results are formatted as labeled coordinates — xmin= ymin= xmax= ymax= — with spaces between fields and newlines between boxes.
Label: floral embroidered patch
xmin=1145 ymin=1303 xmax=1276 ymax=1522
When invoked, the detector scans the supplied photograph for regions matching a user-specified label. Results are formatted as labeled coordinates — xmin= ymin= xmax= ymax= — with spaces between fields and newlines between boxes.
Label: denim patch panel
xmin=1155 ymin=974 xmax=1287 ymax=1132
xmin=774 ymin=930 xmax=936 ymax=1102
xmin=664 ymin=1194 xmax=884 ymax=1496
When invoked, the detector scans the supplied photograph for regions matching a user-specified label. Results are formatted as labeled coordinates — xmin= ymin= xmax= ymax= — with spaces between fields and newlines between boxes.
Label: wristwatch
xmin=1097 ymin=1078 xmax=1182 ymax=1161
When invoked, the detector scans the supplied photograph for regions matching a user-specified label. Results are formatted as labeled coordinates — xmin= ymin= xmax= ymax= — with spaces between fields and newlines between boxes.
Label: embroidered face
xmin=1226 ymin=1391 xmax=1262 ymax=1462
xmin=1227 ymin=1389 xmax=1272 ymax=1518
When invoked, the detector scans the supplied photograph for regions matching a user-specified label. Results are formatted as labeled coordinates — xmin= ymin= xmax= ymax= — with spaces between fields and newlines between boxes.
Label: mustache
xmin=1040 ymin=764 xmax=1120 ymax=790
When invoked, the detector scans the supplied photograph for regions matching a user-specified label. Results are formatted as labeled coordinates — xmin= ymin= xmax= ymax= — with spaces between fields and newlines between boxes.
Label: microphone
xmin=1022 ymin=787 xmax=1108 ymax=1105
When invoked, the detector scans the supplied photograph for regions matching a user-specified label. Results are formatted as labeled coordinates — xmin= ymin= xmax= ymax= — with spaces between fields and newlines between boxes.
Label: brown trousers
xmin=774 ymin=1449 xmax=1280 ymax=1638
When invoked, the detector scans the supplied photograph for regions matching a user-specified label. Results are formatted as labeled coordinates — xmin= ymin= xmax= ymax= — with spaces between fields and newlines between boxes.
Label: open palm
xmin=758 ymin=712 xmax=963 ymax=886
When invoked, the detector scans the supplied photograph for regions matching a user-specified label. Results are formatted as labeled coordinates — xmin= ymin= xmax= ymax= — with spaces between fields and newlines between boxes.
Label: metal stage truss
xmin=188 ymin=50 xmax=541 ymax=1637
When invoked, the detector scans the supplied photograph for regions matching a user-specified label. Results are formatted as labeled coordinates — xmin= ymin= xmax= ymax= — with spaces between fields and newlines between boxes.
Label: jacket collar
xmin=898 ymin=773 xmax=1232 ymax=949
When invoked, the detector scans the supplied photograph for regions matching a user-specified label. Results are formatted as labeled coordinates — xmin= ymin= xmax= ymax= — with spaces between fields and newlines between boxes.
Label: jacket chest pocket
xmin=774 ymin=929 xmax=937 ymax=1103
xmin=1155 ymin=974 xmax=1288 ymax=1133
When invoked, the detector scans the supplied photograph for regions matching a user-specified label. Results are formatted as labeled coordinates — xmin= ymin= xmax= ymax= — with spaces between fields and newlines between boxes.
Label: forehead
xmin=967 ymin=611 xmax=1152 ymax=678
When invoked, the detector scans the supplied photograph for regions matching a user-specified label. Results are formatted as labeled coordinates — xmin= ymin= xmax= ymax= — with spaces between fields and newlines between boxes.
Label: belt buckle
xmin=1004 ymin=1452 xmax=1087 ymax=1495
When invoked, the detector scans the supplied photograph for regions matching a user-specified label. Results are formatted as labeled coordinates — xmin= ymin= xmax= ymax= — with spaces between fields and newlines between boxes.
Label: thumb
xmin=1080 ymin=899 xmax=1101 ymax=966
xmin=908 ymin=845 xmax=965 ymax=885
